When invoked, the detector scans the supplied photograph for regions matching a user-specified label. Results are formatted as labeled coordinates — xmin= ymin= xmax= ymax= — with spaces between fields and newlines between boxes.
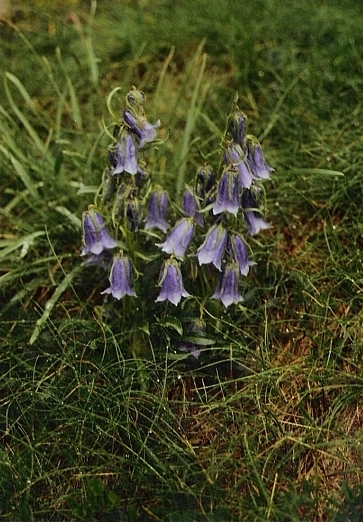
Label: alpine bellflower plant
xmin=80 ymin=87 xmax=274 ymax=356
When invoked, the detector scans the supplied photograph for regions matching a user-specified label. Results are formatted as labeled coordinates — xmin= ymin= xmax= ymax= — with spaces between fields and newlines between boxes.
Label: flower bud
xmin=228 ymin=107 xmax=248 ymax=149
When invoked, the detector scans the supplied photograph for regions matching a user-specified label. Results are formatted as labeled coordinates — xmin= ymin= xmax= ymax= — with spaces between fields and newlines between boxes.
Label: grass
xmin=1 ymin=0 xmax=363 ymax=520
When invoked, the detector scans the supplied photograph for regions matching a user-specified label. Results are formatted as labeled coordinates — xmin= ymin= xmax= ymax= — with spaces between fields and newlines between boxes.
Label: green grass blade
xmin=3 ymin=74 xmax=48 ymax=157
xmin=0 ymin=147 xmax=40 ymax=200
xmin=29 ymin=265 xmax=82 ymax=345
xmin=0 ymin=231 xmax=45 ymax=259
xmin=5 ymin=72 xmax=41 ymax=118
xmin=175 ymin=44 xmax=208 ymax=196
xmin=292 ymin=168 xmax=345 ymax=177
xmin=56 ymin=47 xmax=83 ymax=131
xmin=54 ymin=206 xmax=82 ymax=229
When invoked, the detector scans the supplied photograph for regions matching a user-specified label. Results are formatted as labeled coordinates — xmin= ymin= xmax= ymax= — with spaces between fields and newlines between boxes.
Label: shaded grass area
xmin=1 ymin=0 xmax=363 ymax=520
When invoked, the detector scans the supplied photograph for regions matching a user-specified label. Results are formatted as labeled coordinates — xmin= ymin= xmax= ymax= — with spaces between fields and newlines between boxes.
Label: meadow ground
xmin=1 ymin=0 xmax=363 ymax=520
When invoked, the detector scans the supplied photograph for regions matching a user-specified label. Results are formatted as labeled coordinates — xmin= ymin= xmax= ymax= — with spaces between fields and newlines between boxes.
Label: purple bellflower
xmin=212 ymin=262 xmax=243 ymax=307
xmin=156 ymin=218 xmax=194 ymax=258
xmin=224 ymin=142 xmax=255 ymax=189
xmin=145 ymin=188 xmax=169 ymax=233
xmin=196 ymin=224 xmax=227 ymax=270
xmin=123 ymin=110 xmax=160 ymax=148
xmin=156 ymin=258 xmax=190 ymax=306
xmin=182 ymin=187 xmax=204 ymax=227
xmin=113 ymin=134 xmax=138 ymax=175
xmin=241 ymin=189 xmax=271 ymax=236
xmin=81 ymin=209 xmax=117 ymax=256
xmin=228 ymin=234 xmax=256 ymax=276
xmin=101 ymin=254 xmax=137 ymax=299
xmin=247 ymin=137 xmax=274 ymax=180
xmin=213 ymin=167 xmax=240 ymax=216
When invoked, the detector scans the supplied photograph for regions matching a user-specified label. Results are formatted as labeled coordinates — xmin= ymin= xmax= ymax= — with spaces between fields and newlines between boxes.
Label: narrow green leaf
xmin=29 ymin=265 xmax=82 ymax=345
xmin=293 ymin=168 xmax=345 ymax=177
xmin=9 ymin=155 xmax=39 ymax=200
xmin=86 ymin=36 xmax=99 ymax=88
xmin=157 ymin=316 xmax=183 ymax=335
xmin=4 ymin=74 xmax=47 ymax=157
xmin=56 ymin=47 xmax=83 ymax=130
xmin=54 ymin=206 xmax=82 ymax=229
xmin=5 ymin=72 xmax=39 ymax=116
xmin=183 ymin=335 xmax=216 ymax=346
xmin=0 ymin=231 xmax=45 ymax=259
xmin=106 ymin=87 xmax=122 ymax=122
xmin=175 ymin=42 xmax=209 ymax=196
xmin=67 ymin=76 xmax=83 ymax=130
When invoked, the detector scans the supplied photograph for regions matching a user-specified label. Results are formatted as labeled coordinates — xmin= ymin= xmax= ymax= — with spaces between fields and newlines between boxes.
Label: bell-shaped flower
xmin=212 ymin=262 xmax=243 ymax=307
xmin=156 ymin=218 xmax=194 ymax=258
xmin=113 ymin=134 xmax=138 ymax=175
xmin=101 ymin=254 xmax=137 ymax=299
xmin=145 ymin=188 xmax=169 ymax=233
xmin=246 ymin=137 xmax=274 ymax=180
xmin=123 ymin=110 xmax=160 ymax=148
xmin=213 ymin=167 xmax=241 ymax=216
xmin=196 ymin=224 xmax=227 ymax=270
xmin=241 ymin=189 xmax=271 ymax=235
xmin=182 ymin=187 xmax=204 ymax=227
xmin=81 ymin=209 xmax=117 ymax=256
xmin=224 ymin=142 xmax=255 ymax=189
xmin=228 ymin=107 xmax=248 ymax=149
xmin=156 ymin=258 xmax=190 ymax=306
xmin=228 ymin=234 xmax=256 ymax=276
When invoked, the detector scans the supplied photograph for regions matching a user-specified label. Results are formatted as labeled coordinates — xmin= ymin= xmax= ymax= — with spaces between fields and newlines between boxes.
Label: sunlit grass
xmin=1 ymin=0 xmax=363 ymax=520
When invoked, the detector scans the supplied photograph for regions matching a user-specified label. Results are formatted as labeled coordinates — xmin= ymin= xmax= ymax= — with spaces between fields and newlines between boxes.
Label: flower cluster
xmin=80 ymin=88 xmax=274 ymax=313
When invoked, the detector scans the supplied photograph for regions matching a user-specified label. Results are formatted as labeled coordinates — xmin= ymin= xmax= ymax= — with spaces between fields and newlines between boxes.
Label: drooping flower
xmin=182 ymin=187 xmax=204 ymax=227
xmin=228 ymin=107 xmax=248 ymax=149
xmin=101 ymin=254 xmax=137 ymax=299
xmin=213 ymin=167 xmax=240 ymax=216
xmin=145 ymin=188 xmax=169 ymax=233
xmin=81 ymin=209 xmax=117 ymax=256
xmin=224 ymin=142 xmax=255 ymax=189
xmin=246 ymin=137 xmax=274 ymax=180
xmin=112 ymin=134 xmax=138 ymax=175
xmin=155 ymin=258 xmax=190 ymax=306
xmin=212 ymin=262 xmax=243 ymax=307
xmin=241 ymin=189 xmax=271 ymax=235
xmin=244 ymin=212 xmax=271 ymax=236
xmin=228 ymin=234 xmax=256 ymax=276
xmin=156 ymin=218 xmax=194 ymax=258
xmin=196 ymin=224 xmax=227 ymax=270
xmin=123 ymin=110 xmax=160 ymax=148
